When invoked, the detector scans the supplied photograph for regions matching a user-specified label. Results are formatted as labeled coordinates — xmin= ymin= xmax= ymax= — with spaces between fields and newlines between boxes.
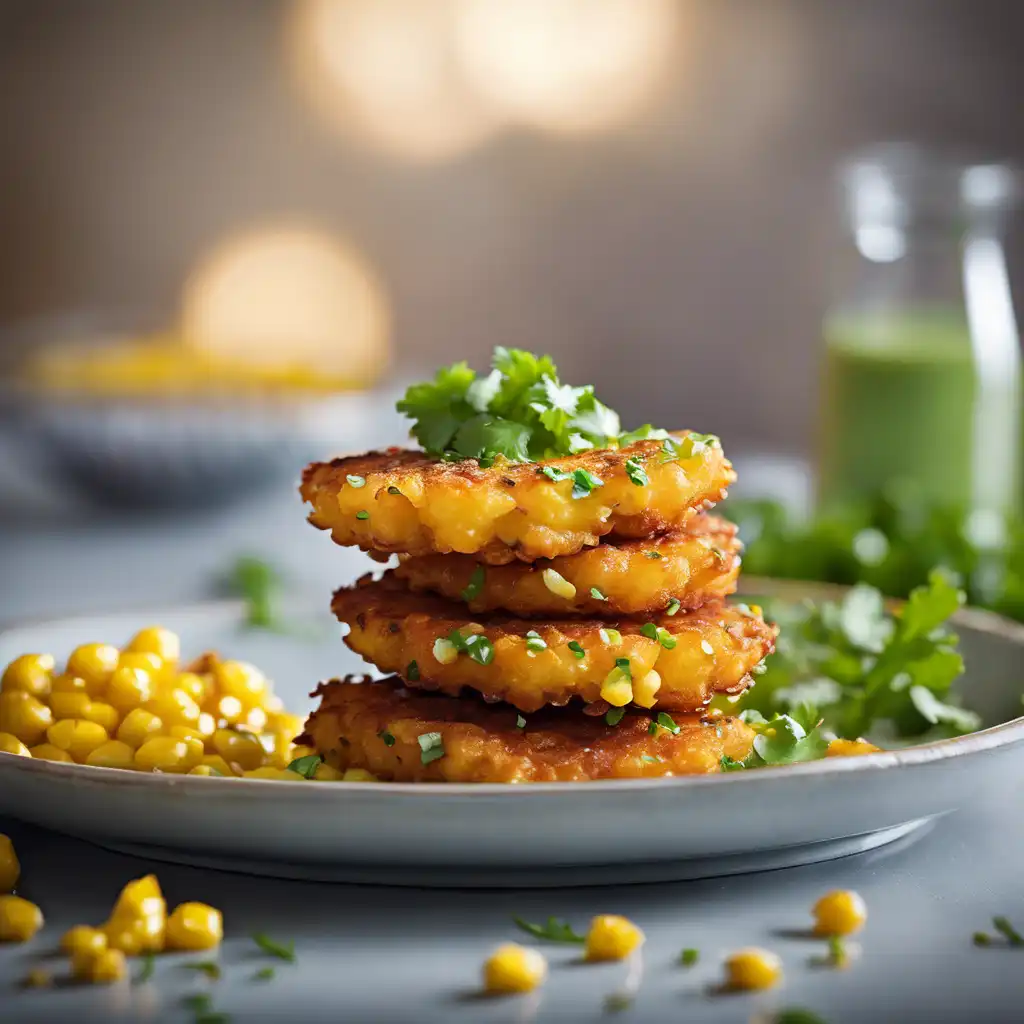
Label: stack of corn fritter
xmin=298 ymin=368 xmax=776 ymax=783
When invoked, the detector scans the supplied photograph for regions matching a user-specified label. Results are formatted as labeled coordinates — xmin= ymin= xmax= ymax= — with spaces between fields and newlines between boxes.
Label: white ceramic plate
xmin=1 ymin=584 xmax=1023 ymax=887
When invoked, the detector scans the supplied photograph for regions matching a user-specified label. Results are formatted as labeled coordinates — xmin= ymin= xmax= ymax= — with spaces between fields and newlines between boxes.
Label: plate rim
xmin=2 ymin=579 xmax=1023 ymax=799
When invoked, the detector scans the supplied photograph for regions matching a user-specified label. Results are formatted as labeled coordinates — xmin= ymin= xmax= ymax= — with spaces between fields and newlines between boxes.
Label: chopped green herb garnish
xmin=570 ymin=468 xmax=603 ymax=500
xmin=184 ymin=994 xmax=212 ymax=1012
xmin=590 ymin=587 xmax=608 ymax=601
xmin=649 ymin=711 xmax=679 ymax=735
xmin=525 ymin=630 xmax=548 ymax=652
xmin=252 ymin=932 xmax=296 ymax=962
xmin=994 ymin=916 xmax=1024 ymax=946
xmin=614 ymin=657 xmax=632 ymax=680
xmin=406 ymin=660 xmax=421 ymax=681
xmin=604 ymin=992 xmax=633 ymax=1013
xmin=599 ymin=627 xmax=622 ymax=646
xmin=346 ymin=474 xmax=366 ymax=488
xmin=710 ymin=547 xmax=727 ymax=564
xmin=641 ymin=754 xmax=658 ymax=764
xmin=355 ymin=510 xmax=370 ymax=521
xmin=397 ymin=348 xmax=655 ymax=463
xmin=461 ymin=565 xmax=486 ymax=602
xmin=700 ymin=639 xmax=714 ymax=656
xmin=973 ymin=931 xmax=992 ymax=946
xmin=640 ymin=623 xmax=676 ymax=650
xmin=826 ymin=936 xmax=847 ymax=966
xmin=605 ymin=707 xmax=625 ymax=726
xmin=387 ymin=485 xmax=402 ymax=495
xmin=512 ymin=915 xmax=586 ymax=944
xmin=540 ymin=466 xmax=572 ymax=483
xmin=724 ymin=709 xmax=829 ymax=769
xmin=624 ymin=456 xmax=649 ymax=487
xmin=666 ymin=598 xmax=681 ymax=616
xmin=378 ymin=729 xmax=396 ymax=747
xmin=680 ymin=948 xmax=699 ymax=966
xmin=286 ymin=753 xmax=322 ymax=779
xmin=516 ymin=714 xmax=527 ymax=729
xmin=183 ymin=961 xmax=222 ymax=980
xmin=253 ymin=967 xmax=275 ymax=981
xmin=137 ymin=954 xmax=155 ymax=983
xmin=418 ymin=732 xmax=445 ymax=764
xmin=568 ymin=641 xmax=586 ymax=659
xmin=645 ymin=551 xmax=662 ymax=560
xmin=446 ymin=628 xmax=495 ymax=665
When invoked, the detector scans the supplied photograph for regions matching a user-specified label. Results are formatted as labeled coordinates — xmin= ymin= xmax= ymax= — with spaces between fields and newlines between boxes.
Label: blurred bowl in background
xmin=0 ymin=311 xmax=407 ymax=511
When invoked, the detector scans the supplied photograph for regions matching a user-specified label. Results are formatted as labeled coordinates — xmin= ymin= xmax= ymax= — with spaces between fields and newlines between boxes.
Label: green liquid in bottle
xmin=817 ymin=310 xmax=1018 ymax=512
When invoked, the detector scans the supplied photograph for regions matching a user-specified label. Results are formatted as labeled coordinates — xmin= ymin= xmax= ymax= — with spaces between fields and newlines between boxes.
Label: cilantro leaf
xmin=512 ymin=915 xmax=586 ymax=944
xmin=396 ymin=348 xmax=664 ymax=464
xmin=286 ymin=753 xmax=322 ymax=779
xmin=624 ymin=457 xmax=649 ymax=487
xmin=570 ymin=468 xmax=603 ymax=500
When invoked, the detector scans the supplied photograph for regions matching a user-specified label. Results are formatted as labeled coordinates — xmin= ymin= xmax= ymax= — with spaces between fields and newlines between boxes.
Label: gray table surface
xmin=1 ymin=462 xmax=1020 ymax=1022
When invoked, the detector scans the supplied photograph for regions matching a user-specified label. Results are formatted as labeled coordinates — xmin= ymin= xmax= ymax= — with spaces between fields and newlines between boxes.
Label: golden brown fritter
xmin=331 ymin=575 xmax=776 ymax=714
xmin=301 ymin=677 xmax=755 ymax=783
xmin=394 ymin=515 xmax=740 ymax=617
xmin=300 ymin=432 xmax=734 ymax=564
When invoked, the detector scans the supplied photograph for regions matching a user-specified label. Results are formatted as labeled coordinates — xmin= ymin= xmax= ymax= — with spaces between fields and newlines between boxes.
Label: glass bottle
xmin=817 ymin=144 xmax=1021 ymax=516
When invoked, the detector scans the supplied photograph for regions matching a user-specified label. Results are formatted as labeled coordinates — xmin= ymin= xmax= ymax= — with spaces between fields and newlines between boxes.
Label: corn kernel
xmin=312 ymin=763 xmax=345 ymax=781
xmin=724 ymin=948 xmax=783 ymax=990
xmin=542 ymin=569 xmax=576 ymax=600
xmin=169 ymin=725 xmax=206 ymax=745
xmin=241 ymin=706 xmax=268 ymax=733
xmin=29 ymin=743 xmax=74 ymax=763
xmin=1 ymin=654 xmax=54 ymax=698
xmin=85 ymin=740 xmax=136 ymax=770
xmin=195 ymin=712 xmax=216 ymax=738
xmin=116 ymin=708 xmax=164 ymax=749
xmin=49 ymin=673 xmax=88 ymax=694
xmin=0 ymin=691 xmax=53 ymax=746
xmin=62 ymin=925 xmax=108 ymax=956
xmin=600 ymin=669 xmax=633 ymax=708
xmin=134 ymin=736 xmax=202 ymax=773
xmin=0 ymin=894 xmax=43 ymax=942
xmin=214 ymin=661 xmax=267 ymax=707
xmin=210 ymin=694 xmax=244 ymax=724
xmin=267 ymin=711 xmax=304 ymax=738
xmin=103 ymin=912 xmax=164 ymax=955
xmin=341 ymin=768 xmax=378 ymax=782
xmin=48 ymin=692 xmax=93 ymax=721
xmin=83 ymin=701 xmax=120 ymax=732
xmin=200 ymin=754 xmax=236 ymax=776
xmin=104 ymin=666 xmax=153 ymax=715
xmin=116 ymin=651 xmax=163 ymax=679
xmin=0 ymin=834 xmax=19 ymax=891
xmin=585 ymin=915 xmax=645 ymax=961
xmin=188 ymin=765 xmax=219 ymax=776
xmin=174 ymin=671 xmax=206 ymax=702
xmin=66 ymin=643 xmax=119 ymax=694
xmin=111 ymin=875 xmax=163 ymax=919
xmin=125 ymin=627 xmax=180 ymax=666
xmin=212 ymin=728 xmax=265 ymax=771
xmin=145 ymin=689 xmax=201 ymax=728
xmin=46 ymin=719 xmax=109 ymax=762
xmin=483 ymin=943 xmax=547 ymax=994
xmin=813 ymin=890 xmax=867 ymax=936
xmin=244 ymin=767 xmax=297 ymax=780
xmin=73 ymin=947 xmax=126 ymax=984
xmin=826 ymin=738 xmax=880 ymax=758
xmin=166 ymin=902 xmax=222 ymax=951
xmin=22 ymin=967 xmax=52 ymax=988
xmin=0 ymin=732 xmax=30 ymax=758
xmin=632 ymin=669 xmax=662 ymax=709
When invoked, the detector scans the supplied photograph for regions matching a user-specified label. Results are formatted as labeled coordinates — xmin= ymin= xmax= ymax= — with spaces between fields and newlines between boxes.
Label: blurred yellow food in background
xmin=21 ymin=223 xmax=391 ymax=397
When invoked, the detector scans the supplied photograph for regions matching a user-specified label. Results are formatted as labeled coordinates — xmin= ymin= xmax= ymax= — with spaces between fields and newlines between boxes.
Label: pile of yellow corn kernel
xmin=0 ymin=626 xmax=342 ymax=779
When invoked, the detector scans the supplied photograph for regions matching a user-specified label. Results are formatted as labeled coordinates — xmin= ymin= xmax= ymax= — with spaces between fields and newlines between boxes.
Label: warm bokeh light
xmin=453 ymin=0 xmax=679 ymax=135
xmin=288 ymin=0 xmax=502 ymax=163
xmin=181 ymin=224 xmax=391 ymax=388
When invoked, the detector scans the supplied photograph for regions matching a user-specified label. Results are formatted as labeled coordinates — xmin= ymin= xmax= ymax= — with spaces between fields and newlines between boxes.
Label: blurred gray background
xmin=0 ymin=0 xmax=1022 ymax=454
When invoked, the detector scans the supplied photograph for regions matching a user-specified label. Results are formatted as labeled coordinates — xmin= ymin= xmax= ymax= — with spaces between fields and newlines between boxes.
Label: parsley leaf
xmin=570 ymin=468 xmax=603 ymax=500
xmin=512 ymin=915 xmax=586 ymax=944
xmin=666 ymin=598 xmax=681 ymax=616
xmin=378 ymin=729 xmax=396 ymax=747
xmin=252 ymin=933 xmax=296 ymax=962
xmin=525 ymin=630 xmax=547 ymax=652
xmin=605 ymin=707 xmax=625 ymax=726
xmin=516 ymin=715 xmax=527 ymax=730
xmin=286 ymin=753 xmax=322 ymax=779
xmin=461 ymin=565 xmax=486 ymax=602
xmin=568 ymin=641 xmax=586 ymax=659
xmin=590 ymin=587 xmax=608 ymax=601
xmin=396 ymin=348 xmax=664 ymax=463
xmin=418 ymin=732 xmax=445 ymax=764
xmin=355 ymin=510 xmax=370 ymax=521
xmin=406 ymin=660 xmax=420 ymax=681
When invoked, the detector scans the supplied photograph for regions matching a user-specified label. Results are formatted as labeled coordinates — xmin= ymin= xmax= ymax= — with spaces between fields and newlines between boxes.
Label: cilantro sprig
xmin=397 ymin=347 xmax=665 ymax=463
xmin=512 ymin=915 xmax=586 ymax=944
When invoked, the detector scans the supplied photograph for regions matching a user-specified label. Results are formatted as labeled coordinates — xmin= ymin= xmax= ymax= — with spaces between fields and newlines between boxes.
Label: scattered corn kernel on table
xmin=3 ymin=476 xmax=1024 ymax=1022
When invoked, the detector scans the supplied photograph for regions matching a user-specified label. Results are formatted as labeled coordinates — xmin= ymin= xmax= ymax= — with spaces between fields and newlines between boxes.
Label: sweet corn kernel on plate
xmin=1 ymin=585 xmax=1023 ymax=888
